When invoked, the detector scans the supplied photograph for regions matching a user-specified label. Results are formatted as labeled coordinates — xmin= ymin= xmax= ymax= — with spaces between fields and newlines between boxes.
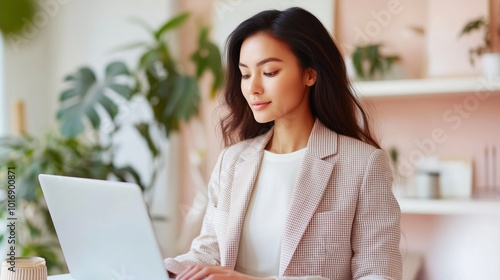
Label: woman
xmin=164 ymin=7 xmax=402 ymax=280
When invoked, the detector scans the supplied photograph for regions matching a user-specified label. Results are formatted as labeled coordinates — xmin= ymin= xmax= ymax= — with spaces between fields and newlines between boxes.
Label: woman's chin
xmin=253 ymin=115 xmax=274 ymax=124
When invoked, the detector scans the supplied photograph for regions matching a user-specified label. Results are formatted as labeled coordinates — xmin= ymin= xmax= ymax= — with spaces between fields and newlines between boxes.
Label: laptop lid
xmin=38 ymin=174 xmax=169 ymax=280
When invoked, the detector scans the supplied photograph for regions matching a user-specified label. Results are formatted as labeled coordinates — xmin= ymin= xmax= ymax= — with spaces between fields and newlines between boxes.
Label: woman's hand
xmin=175 ymin=265 xmax=273 ymax=280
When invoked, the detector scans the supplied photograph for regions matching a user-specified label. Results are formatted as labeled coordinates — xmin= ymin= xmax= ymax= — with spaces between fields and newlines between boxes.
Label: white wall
xmin=3 ymin=15 xmax=52 ymax=136
xmin=46 ymin=0 xmax=173 ymax=111
xmin=212 ymin=0 xmax=335 ymax=52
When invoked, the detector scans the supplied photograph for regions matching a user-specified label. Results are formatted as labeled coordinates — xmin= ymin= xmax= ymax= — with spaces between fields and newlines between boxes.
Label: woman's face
xmin=239 ymin=32 xmax=316 ymax=124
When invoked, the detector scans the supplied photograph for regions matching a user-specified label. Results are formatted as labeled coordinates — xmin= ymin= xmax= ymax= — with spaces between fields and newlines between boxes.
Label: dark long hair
xmin=220 ymin=7 xmax=380 ymax=149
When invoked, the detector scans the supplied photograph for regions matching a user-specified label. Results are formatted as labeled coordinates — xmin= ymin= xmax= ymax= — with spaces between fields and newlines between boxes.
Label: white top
xmin=235 ymin=147 xmax=307 ymax=277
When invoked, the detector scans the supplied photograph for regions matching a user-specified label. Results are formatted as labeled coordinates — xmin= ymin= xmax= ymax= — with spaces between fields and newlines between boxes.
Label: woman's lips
xmin=251 ymin=101 xmax=271 ymax=110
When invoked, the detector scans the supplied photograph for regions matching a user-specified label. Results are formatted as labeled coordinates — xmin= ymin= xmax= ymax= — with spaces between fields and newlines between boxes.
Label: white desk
xmin=48 ymin=275 xmax=74 ymax=280
xmin=48 ymin=273 xmax=173 ymax=279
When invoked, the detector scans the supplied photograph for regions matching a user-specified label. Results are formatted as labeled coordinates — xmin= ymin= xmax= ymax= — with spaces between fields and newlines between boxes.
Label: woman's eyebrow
xmin=239 ymin=57 xmax=283 ymax=68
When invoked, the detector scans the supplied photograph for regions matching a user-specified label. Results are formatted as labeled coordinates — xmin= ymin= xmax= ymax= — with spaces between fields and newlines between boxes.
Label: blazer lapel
xmin=279 ymin=120 xmax=338 ymax=275
xmin=223 ymin=130 xmax=273 ymax=269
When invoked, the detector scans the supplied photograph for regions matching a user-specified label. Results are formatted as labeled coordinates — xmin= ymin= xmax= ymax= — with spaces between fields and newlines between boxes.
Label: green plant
xmin=57 ymin=12 xmax=223 ymax=155
xmin=0 ymin=12 xmax=223 ymax=273
xmin=56 ymin=61 xmax=134 ymax=138
xmin=389 ymin=146 xmax=399 ymax=167
xmin=351 ymin=44 xmax=400 ymax=80
xmin=54 ymin=11 xmax=223 ymax=201
xmin=458 ymin=16 xmax=494 ymax=65
xmin=0 ymin=133 xmax=142 ymax=274
xmin=132 ymin=12 xmax=223 ymax=135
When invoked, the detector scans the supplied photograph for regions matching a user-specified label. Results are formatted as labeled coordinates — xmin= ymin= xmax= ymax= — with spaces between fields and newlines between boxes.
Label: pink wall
xmin=336 ymin=0 xmax=488 ymax=79
xmin=427 ymin=0 xmax=488 ymax=77
xmin=336 ymin=0 xmax=428 ymax=79
xmin=401 ymin=214 xmax=500 ymax=279
xmin=366 ymin=92 xmax=500 ymax=191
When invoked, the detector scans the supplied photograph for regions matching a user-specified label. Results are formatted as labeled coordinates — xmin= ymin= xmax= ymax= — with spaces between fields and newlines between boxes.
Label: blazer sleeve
xmin=163 ymin=149 xmax=226 ymax=275
xmin=351 ymin=149 xmax=403 ymax=280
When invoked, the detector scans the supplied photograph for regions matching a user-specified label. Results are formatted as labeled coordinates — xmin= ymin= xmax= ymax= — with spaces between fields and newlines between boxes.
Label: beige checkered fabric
xmin=164 ymin=120 xmax=402 ymax=280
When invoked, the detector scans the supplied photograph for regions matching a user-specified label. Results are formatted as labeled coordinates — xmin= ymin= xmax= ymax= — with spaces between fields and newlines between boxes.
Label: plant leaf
xmin=352 ymin=47 xmax=364 ymax=78
xmin=0 ymin=0 xmax=36 ymax=35
xmin=56 ymin=61 xmax=134 ymax=138
xmin=128 ymin=16 xmax=155 ymax=34
xmin=191 ymin=27 xmax=224 ymax=98
xmin=139 ymin=49 xmax=161 ymax=70
xmin=155 ymin=12 xmax=190 ymax=40
xmin=163 ymin=75 xmax=200 ymax=131
xmin=367 ymin=45 xmax=381 ymax=78
xmin=106 ymin=61 xmax=130 ymax=77
xmin=107 ymin=41 xmax=149 ymax=53
xmin=458 ymin=17 xmax=486 ymax=37
xmin=135 ymin=123 xmax=159 ymax=158
xmin=26 ymin=219 xmax=41 ymax=238
xmin=384 ymin=55 xmax=400 ymax=72
xmin=111 ymin=164 xmax=144 ymax=190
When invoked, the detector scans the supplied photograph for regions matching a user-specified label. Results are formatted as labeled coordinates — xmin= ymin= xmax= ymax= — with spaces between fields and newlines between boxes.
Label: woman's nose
xmin=248 ymin=76 xmax=263 ymax=95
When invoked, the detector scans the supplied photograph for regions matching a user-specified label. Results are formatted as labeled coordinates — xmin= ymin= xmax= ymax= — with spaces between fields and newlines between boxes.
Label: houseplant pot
xmin=480 ymin=52 xmax=500 ymax=77
xmin=459 ymin=16 xmax=500 ymax=78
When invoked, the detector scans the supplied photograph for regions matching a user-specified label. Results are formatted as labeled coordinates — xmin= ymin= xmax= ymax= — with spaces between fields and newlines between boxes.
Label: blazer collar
xmin=306 ymin=119 xmax=339 ymax=158
xmin=239 ymin=119 xmax=339 ymax=160
xmin=224 ymin=119 xmax=338 ymax=272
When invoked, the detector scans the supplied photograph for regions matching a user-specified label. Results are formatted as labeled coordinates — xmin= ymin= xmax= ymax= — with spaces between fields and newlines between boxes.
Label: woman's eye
xmin=264 ymin=71 xmax=278 ymax=77
xmin=241 ymin=74 xmax=250 ymax=79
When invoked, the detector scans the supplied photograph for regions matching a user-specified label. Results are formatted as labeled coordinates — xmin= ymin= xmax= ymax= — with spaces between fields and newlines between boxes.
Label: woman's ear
xmin=305 ymin=67 xmax=317 ymax=87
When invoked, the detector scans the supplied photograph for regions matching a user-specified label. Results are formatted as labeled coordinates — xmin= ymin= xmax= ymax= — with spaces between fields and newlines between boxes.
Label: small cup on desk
xmin=414 ymin=170 xmax=441 ymax=199
xmin=1 ymin=257 xmax=47 ymax=280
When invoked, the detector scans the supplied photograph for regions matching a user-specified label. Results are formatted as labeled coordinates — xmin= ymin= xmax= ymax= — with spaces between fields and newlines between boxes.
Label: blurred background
xmin=1 ymin=0 xmax=499 ymax=279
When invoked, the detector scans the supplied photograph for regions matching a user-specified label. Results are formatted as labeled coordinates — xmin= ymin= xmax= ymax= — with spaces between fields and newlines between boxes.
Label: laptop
xmin=38 ymin=174 xmax=172 ymax=280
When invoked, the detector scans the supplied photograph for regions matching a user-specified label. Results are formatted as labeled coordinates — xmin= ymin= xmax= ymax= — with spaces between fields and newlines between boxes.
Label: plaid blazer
xmin=164 ymin=120 xmax=402 ymax=280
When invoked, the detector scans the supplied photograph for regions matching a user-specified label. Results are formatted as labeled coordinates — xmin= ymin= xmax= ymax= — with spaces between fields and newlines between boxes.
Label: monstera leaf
xmin=57 ymin=62 xmax=134 ymax=138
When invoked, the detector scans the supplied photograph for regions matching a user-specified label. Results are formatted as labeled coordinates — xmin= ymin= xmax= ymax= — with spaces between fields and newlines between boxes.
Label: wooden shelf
xmin=352 ymin=76 xmax=500 ymax=97
xmin=397 ymin=198 xmax=500 ymax=215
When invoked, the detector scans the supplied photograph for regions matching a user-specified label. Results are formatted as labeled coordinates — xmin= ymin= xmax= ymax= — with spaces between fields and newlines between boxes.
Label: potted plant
xmin=0 ymin=133 xmax=143 ymax=274
xmin=351 ymin=44 xmax=400 ymax=81
xmin=57 ymin=12 xmax=223 ymax=161
xmin=459 ymin=16 xmax=500 ymax=77
xmin=0 ymin=12 xmax=223 ymax=274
